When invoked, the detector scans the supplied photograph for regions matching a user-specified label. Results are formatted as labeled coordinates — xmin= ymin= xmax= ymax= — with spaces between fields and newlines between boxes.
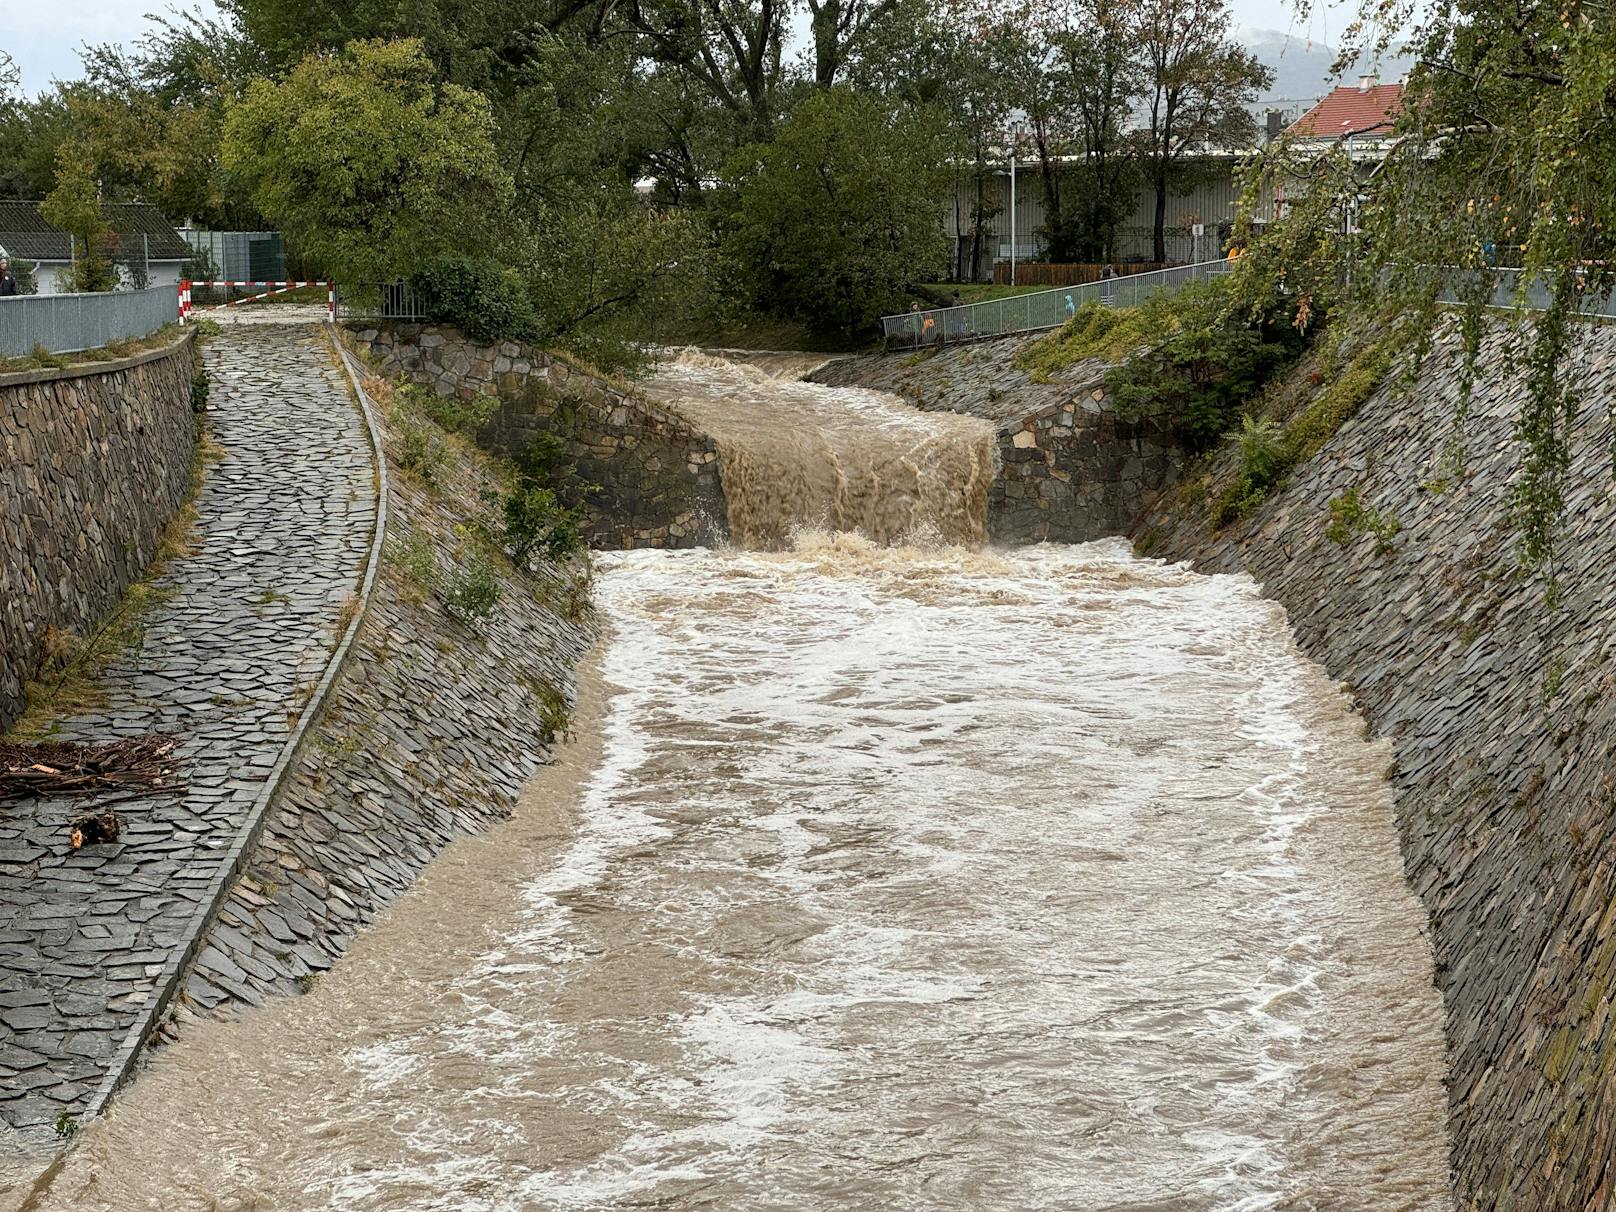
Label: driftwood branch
xmin=0 ymin=735 xmax=184 ymax=803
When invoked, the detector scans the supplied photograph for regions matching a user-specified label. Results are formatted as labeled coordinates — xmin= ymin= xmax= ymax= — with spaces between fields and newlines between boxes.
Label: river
xmin=4 ymin=355 xmax=1451 ymax=1211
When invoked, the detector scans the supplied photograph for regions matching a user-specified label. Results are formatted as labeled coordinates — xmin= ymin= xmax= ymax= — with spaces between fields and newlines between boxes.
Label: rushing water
xmin=11 ymin=534 xmax=1451 ymax=1212
xmin=642 ymin=352 xmax=997 ymax=549
xmin=5 ymin=356 xmax=1451 ymax=1211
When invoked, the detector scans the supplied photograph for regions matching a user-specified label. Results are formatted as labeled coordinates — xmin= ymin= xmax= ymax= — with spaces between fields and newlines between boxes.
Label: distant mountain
xmin=1239 ymin=27 xmax=1416 ymax=119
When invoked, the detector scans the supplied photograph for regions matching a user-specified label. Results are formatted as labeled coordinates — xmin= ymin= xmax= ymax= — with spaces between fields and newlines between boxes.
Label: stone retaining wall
xmin=1137 ymin=321 xmax=1616 ymax=1211
xmin=813 ymin=339 xmax=1178 ymax=544
xmin=0 ymin=334 xmax=198 ymax=732
xmin=345 ymin=324 xmax=725 ymax=549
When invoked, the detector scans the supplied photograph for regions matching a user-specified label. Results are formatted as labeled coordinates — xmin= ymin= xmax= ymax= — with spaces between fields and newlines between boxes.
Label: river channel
xmin=5 ymin=354 xmax=1451 ymax=1210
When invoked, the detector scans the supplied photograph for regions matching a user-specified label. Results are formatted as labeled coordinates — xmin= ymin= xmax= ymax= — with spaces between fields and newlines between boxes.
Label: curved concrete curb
xmin=85 ymin=327 xmax=390 ymax=1115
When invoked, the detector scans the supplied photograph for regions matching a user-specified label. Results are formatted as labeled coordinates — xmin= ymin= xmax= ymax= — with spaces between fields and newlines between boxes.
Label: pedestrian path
xmin=0 ymin=324 xmax=376 ymax=1135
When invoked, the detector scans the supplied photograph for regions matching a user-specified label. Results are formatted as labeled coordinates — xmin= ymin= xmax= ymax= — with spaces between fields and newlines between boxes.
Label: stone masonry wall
xmin=346 ymin=324 xmax=725 ymax=549
xmin=813 ymin=337 xmax=1178 ymax=545
xmin=1138 ymin=320 xmax=1616 ymax=1211
xmin=0 ymin=334 xmax=197 ymax=732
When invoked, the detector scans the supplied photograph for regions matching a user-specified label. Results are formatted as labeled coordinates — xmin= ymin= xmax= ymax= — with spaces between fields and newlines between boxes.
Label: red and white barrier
xmin=180 ymin=280 xmax=335 ymax=322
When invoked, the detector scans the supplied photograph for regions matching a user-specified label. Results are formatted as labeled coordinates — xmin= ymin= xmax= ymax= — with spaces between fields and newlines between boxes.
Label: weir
xmin=640 ymin=351 xmax=997 ymax=549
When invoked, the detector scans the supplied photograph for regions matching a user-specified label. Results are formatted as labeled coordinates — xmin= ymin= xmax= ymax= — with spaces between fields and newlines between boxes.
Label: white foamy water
xmin=14 ymin=535 xmax=1451 ymax=1212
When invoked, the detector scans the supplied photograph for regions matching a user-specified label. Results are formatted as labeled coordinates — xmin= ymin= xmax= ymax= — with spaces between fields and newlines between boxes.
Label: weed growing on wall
xmin=392 ymin=412 xmax=448 ymax=486
xmin=404 ymin=383 xmax=499 ymax=438
xmin=440 ymin=552 xmax=501 ymax=628
xmin=1325 ymin=488 xmax=1401 ymax=554
xmin=190 ymin=367 xmax=211 ymax=413
xmin=386 ymin=529 xmax=438 ymax=604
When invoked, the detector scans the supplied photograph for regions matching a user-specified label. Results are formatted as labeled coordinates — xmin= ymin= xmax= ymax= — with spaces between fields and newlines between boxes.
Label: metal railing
xmin=882 ymin=259 xmax=1233 ymax=350
xmin=334 ymin=281 xmax=425 ymax=322
xmin=0 ymin=284 xmax=180 ymax=357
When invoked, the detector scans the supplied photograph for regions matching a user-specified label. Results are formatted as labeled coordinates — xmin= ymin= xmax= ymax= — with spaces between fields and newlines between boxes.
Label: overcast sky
xmin=1 ymin=0 xmax=1348 ymax=97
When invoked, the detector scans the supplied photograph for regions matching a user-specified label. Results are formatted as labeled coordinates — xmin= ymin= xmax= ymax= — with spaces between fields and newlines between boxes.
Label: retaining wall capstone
xmin=347 ymin=324 xmax=725 ymax=549
xmin=812 ymin=338 xmax=1178 ymax=545
xmin=1137 ymin=320 xmax=1616 ymax=1212
xmin=0 ymin=334 xmax=198 ymax=732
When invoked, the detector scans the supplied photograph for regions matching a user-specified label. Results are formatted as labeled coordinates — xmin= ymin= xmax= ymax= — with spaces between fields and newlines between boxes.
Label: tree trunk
xmin=813 ymin=4 xmax=840 ymax=88
xmin=970 ymin=169 xmax=986 ymax=282
xmin=1152 ymin=164 xmax=1169 ymax=264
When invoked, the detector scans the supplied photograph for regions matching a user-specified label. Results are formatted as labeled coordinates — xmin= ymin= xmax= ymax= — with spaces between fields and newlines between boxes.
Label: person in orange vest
xmin=1226 ymin=238 xmax=1247 ymax=262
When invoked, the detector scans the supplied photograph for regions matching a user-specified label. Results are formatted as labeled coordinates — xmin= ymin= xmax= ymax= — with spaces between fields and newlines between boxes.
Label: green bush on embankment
xmin=1207 ymin=327 xmax=1397 ymax=528
xmin=411 ymin=255 xmax=540 ymax=346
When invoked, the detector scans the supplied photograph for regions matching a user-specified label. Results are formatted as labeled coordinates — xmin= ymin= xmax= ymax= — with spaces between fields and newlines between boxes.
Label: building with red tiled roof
xmin=1287 ymin=78 xmax=1404 ymax=142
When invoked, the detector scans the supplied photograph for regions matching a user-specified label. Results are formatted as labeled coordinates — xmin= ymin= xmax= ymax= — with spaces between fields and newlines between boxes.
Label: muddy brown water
xmin=643 ymin=352 xmax=997 ymax=550
xmin=2 ymin=357 xmax=1451 ymax=1211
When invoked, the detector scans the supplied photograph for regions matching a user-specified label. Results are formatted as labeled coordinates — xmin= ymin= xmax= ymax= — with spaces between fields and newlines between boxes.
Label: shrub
xmin=387 ymin=529 xmax=437 ymax=601
xmin=514 ymin=432 xmax=594 ymax=511
xmin=411 ymin=255 xmax=538 ymax=346
xmin=440 ymin=552 xmax=501 ymax=626
xmin=408 ymin=383 xmax=498 ymax=437
xmin=1103 ymin=278 xmax=1307 ymax=450
xmin=502 ymin=482 xmax=584 ymax=564
xmin=484 ymin=433 xmax=593 ymax=566
xmin=1207 ymin=329 xmax=1397 ymax=528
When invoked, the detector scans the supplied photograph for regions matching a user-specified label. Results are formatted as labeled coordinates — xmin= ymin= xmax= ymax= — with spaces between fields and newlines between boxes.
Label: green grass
xmin=1013 ymin=301 xmax=1164 ymax=381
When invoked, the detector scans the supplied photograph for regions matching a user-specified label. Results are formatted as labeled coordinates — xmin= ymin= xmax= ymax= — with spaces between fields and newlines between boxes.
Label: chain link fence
xmin=0 ymin=285 xmax=180 ymax=358
xmin=882 ymin=259 xmax=1233 ymax=351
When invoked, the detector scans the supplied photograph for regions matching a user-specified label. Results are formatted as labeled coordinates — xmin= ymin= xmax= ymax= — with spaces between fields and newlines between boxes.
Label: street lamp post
xmin=1009 ymin=121 xmax=1024 ymax=287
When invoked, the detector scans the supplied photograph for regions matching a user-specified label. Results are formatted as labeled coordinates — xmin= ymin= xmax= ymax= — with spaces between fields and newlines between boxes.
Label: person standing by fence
xmin=0 ymin=260 xmax=17 ymax=297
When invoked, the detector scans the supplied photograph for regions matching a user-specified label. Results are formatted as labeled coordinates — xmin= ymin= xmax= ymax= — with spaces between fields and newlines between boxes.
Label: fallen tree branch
xmin=0 ymin=735 xmax=184 ymax=803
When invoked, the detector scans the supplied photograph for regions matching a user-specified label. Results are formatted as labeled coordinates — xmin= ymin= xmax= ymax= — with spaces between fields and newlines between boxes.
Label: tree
xmin=718 ymin=87 xmax=947 ymax=334
xmin=1136 ymin=0 xmax=1269 ymax=263
xmin=845 ymin=2 xmax=1008 ymax=280
xmin=994 ymin=19 xmax=1085 ymax=262
xmin=1055 ymin=0 xmax=1143 ymax=262
xmin=805 ymin=0 xmax=902 ymax=88
xmin=626 ymin=0 xmax=790 ymax=145
xmin=1247 ymin=0 xmax=1616 ymax=573
xmin=220 ymin=38 xmax=511 ymax=285
xmin=40 ymin=142 xmax=116 ymax=292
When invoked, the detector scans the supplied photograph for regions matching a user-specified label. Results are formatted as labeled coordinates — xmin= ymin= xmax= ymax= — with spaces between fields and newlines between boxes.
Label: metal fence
xmin=0 ymin=284 xmax=180 ymax=357
xmin=882 ymin=259 xmax=1233 ymax=350
xmin=334 ymin=281 xmax=425 ymax=323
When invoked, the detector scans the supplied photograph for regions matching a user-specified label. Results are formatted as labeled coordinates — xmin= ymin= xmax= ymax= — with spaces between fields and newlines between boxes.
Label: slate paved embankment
xmin=0 ymin=324 xmax=374 ymax=1134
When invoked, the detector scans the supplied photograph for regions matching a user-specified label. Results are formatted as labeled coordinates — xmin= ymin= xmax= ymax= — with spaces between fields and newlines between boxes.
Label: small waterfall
xmin=644 ymin=350 xmax=998 ymax=550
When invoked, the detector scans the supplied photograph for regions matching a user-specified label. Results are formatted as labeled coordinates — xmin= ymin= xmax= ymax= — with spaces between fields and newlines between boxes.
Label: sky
xmin=0 ymin=0 xmax=1347 ymax=97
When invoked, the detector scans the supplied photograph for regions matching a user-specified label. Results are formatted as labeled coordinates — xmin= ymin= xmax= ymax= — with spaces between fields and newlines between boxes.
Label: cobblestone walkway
xmin=0 ymin=325 xmax=375 ymax=1135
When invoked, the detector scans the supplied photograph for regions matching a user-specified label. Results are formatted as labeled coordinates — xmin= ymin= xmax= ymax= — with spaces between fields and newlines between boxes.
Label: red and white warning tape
xmin=179 ymin=280 xmax=336 ymax=322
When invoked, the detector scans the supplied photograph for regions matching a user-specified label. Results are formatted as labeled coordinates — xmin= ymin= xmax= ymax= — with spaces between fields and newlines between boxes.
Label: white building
xmin=0 ymin=200 xmax=194 ymax=295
